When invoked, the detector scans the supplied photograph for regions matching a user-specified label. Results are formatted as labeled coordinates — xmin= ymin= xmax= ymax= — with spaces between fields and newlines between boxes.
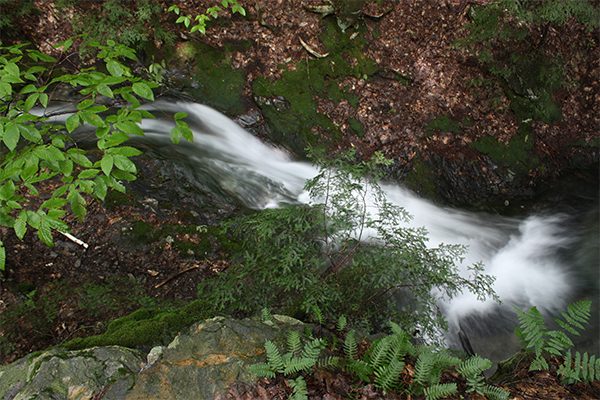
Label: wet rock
xmin=0 ymin=315 xmax=307 ymax=400
xmin=0 ymin=346 xmax=143 ymax=400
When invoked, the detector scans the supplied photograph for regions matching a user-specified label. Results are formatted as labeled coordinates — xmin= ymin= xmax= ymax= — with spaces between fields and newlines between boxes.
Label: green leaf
xmin=66 ymin=114 xmax=80 ymax=132
xmin=101 ymin=154 xmax=114 ymax=176
xmin=78 ymin=169 xmax=100 ymax=179
xmin=39 ymin=93 xmax=49 ymax=108
xmin=41 ymin=197 xmax=69 ymax=209
xmin=113 ymin=155 xmax=137 ymax=173
xmin=99 ymin=131 xmax=130 ymax=149
xmin=80 ymin=111 xmax=106 ymax=127
xmin=0 ymin=81 xmax=12 ymax=98
xmin=19 ymin=124 xmax=42 ymax=143
xmin=77 ymin=98 xmax=95 ymax=110
xmin=19 ymin=84 xmax=38 ymax=94
xmin=23 ymin=93 xmax=39 ymax=112
xmin=68 ymin=151 xmax=92 ymax=168
xmin=116 ymin=121 xmax=144 ymax=136
xmin=0 ymin=181 xmax=16 ymax=200
xmin=4 ymin=62 xmax=19 ymax=77
xmin=106 ymin=59 xmax=123 ymax=77
xmin=132 ymin=82 xmax=154 ymax=101
xmin=3 ymin=122 xmax=20 ymax=151
xmin=34 ymin=145 xmax=66 ymax=161
xmin=106 ymin=146 xmax=142 ymax=157
xmin=37 ymin=219 xmax=54 ymax=246
xmin=121 ymin=92 xmax=140 ymax=107
xmin=174 ymin=112 xmax=187 ymax=120
xmin=70 ymin=191 xmax=87 ymax=220
xmin=97 ymin=84 xmax=114 ymax=98
xmin=94 ymin=176 xmax=108 ymax=200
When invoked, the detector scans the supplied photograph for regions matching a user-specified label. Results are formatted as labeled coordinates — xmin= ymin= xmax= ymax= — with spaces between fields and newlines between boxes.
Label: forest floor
xmin=1 ymin=0 xmax=599 ymax=399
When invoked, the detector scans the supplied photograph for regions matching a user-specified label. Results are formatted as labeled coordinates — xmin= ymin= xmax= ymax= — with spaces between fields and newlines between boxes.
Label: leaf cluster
xmin=515 ymin=300 xmax=600 ymax=384
xmin=168 ymin=0 xmax=246 ymax=35
xmin=250 ymin=321 xmax=509 ymax=400
xmin=0 ymin=38 xmax=192 ymax=271
xmin=57 ymin=0 xmax=175 ymax=54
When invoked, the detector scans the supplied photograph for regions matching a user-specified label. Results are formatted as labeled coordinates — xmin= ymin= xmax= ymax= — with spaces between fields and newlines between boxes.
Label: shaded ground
xmin=0 ymin=0 xmax=599 ymax=398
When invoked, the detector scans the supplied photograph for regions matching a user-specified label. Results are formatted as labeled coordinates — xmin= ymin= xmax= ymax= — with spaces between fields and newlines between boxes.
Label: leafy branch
xmin=0 ymin=38 xmax=193 ymax=272
xmin=168 ymin=0 xmax=246 ymax=35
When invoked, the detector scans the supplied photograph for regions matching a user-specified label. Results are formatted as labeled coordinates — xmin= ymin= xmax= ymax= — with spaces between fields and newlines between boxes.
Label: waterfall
xmin=54 ymin=101 xmax=600 ymax=361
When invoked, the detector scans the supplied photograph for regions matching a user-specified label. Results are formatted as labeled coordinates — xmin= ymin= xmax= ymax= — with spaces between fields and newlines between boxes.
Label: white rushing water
xmin=58 ymin=101 xmax=600 ymax=359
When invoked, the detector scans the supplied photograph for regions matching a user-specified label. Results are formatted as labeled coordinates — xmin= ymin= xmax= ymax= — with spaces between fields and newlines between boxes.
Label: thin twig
xmin=155 ymin=264 xmax=202 ymax=288
xmin=59 ymin=231 xmax=89 ymax=249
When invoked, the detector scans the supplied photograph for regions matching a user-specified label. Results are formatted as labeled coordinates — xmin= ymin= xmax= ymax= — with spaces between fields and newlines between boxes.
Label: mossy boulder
xmin=0 ymin=315 xmax=307 ymax=400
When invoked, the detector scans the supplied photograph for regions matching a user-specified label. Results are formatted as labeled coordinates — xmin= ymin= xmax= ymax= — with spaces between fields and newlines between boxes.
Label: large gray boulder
xmin=0 ymin=315 xmax=306 ymax=400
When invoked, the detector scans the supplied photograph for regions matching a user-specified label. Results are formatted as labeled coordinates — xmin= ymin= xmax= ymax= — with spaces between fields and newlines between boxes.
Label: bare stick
xmin=59 ymin=231 xmax=89 ymax=249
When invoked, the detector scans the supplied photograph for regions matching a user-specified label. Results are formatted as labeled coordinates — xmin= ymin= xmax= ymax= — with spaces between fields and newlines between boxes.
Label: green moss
xmin=62 ymin=299 xmax=213 ymax=350
xmin=425 ymin=115 xmax=473 ymax=137
xmin=404 ymin=157 xmax=437 ymax=198
xmin=104 ymin=189 xmax=137 ymax=210
xmin=178 ymin=42 xmax=246 ymax=115
xmin=252 ymin=18 xmax=379 ymax=154
xmin=470 ymin=133 xmax=538 ymax=171
xmin=348 ymin=118 xmax=364 ymax=137
xmin=124 ymin=220 xmax=240 ymax=259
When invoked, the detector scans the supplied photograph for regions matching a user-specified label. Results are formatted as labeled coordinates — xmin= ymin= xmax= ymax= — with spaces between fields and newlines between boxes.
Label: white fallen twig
xmin=59 ymin=231 xmax=89 ymax=249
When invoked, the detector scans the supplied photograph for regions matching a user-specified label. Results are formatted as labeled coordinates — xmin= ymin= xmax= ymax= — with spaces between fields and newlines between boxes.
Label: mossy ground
xmin=252 ymin=18 xmax=378 ymax=155
xmin=174 ymin=41 xmax=247 ymax=116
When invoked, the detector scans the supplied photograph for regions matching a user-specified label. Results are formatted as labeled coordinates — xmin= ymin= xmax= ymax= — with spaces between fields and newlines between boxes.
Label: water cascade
xmin=69 ymin=102 xmax=600 ymax=362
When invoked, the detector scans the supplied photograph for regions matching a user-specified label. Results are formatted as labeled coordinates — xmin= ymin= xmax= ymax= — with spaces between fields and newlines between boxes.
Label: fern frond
xmin=318 ymin=355 xmax=340 ymax=369
xmin=287 ymin=331 xmax=302 ymax=356
xmin=337 ymin=315 xmax=347 ymax=331
xmin=483 ymin=385 xmax=510 ymax=400
xmin=289 ymin=376 xmax=308 ymax=400
xmin=261 ymin=307 xmax=273 ymax=323
xmin=246 ymin=362 xmax=276 ymax=378
xmin=414 ymin=350 xmax=436 ymax=385
xmin=544 ymin=330 xmax=573 ymax=356
xmin=530 ymin=355 xmax=549 ymax=371
xmin=458 ymin=355 xmax=493 ymax=378
xmin=374 ymin=358 xmax=405 ymax=392
xmin=368 ymin=337 xmax=394 ymax=370
xmin=311 ymin=305 xmax=324 ymax=325
xmin=300 ymin=338 xmax=326 ymax=361
xmin=346 ymin=359 xmax=373 ymax=382
xmin=265 ymin=340 xmax=285 ymax=373
xmin=514 ymin=305 xmax=547 ymax=357
xmin=555 ymin=300 xmax=591 ymax=336
xmin=344 ymin=330 xmax=358 ymax=360
xmin=423 ymin=383 xmax=458 ymax=400
xmin=283 ymin=356 xmax=316 ymax=375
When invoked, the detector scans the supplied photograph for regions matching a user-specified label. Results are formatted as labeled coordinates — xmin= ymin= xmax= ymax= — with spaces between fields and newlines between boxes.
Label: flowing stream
xmin=65 ymin=101 xmax=600 ymax=362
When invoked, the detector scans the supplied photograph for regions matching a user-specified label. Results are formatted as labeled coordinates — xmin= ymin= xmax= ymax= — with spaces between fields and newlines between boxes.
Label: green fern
xmin=261 ymin=307 xmax=274 ymax=324
xmin=458 ymin=355 xmax=508 ymax=400
xmin=515 ymin=301 xmax=599 ymax=385
xmin=410 ymin=347 xmax=461 ymax=398
xmin=344 ymin=330 xmax=358 ymax=360
xmin=374 ymin=358 xmax=405 ymax=393
xmin=287 ymin=331 xmax=303 ymax=356
xmin=423 ymin=383 xmax=458 ymax=400
xmin=558 ymin=349 xmax=600 ymax=384
xmin=289 ymin=376 xmax=308 ymax=400
xmin=337 ymin=315 xmax=347 ymax=331
xmin=555 ymin=301 xmax=590 ymax=336
xmin=248 ymin=334 xmax=331 ymax=400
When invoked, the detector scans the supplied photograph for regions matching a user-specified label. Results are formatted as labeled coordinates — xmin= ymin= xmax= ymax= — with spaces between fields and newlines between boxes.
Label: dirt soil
xmin=1 ymin=0 xmax=599 ymax=398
